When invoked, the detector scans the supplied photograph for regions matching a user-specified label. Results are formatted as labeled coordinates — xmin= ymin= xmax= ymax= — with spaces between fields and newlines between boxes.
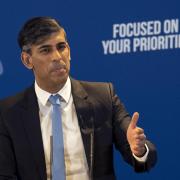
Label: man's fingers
xmin=135 ymin=127 xmax=144 ymax=134
xmin=129 ymin=112 xmax=139 ymax=129
xmin=135 ymin=139 xmax=146 ymax=146
xmin=135 ymin=133 xmax=146 ymax=140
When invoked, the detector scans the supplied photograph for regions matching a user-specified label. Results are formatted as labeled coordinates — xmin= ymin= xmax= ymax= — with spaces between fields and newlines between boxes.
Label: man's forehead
xmin=35 ymin=31 xmax=66 ymax=48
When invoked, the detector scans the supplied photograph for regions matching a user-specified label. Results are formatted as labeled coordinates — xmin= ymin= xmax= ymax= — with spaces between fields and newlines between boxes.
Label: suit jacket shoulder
xmin=71 ymin=78 xmax=115 ymax=108
xmin=0 ymin=86 xmax=36 ymax=114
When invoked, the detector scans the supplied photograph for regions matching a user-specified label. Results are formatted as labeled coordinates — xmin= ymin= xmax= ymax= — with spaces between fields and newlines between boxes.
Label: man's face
xmin=22 ymin=30 xmax=71 ymax=93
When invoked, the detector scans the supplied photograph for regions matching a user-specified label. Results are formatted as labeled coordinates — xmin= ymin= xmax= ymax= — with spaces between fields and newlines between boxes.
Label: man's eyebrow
xmin=57 ymin=41 xmax=67 ymax=45
xmin=38 ymin=45 xmax=52 ymax=50
xmin=37 ymin=42 xmax=67 ymax=50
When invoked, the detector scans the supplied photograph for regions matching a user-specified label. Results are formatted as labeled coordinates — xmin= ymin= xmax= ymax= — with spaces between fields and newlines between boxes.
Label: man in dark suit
xmin=0 ymin=17 xmax=157 ymax=180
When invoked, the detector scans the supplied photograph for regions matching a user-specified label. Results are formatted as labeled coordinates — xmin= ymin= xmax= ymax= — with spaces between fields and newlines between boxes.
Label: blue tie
xmin=49 ymin=95 xmax=66 ymax=180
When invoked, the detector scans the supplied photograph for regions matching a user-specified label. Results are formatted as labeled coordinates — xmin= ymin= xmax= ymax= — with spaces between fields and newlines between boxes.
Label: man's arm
xmin=0 ymin=110 xmax=17 ymax=179
xmin=109 ymin=83 xmax=157 ymax=172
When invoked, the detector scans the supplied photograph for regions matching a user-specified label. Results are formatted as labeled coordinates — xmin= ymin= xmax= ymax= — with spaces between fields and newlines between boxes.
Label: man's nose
xmin=52 ymin=49 xmax=63 ymax=61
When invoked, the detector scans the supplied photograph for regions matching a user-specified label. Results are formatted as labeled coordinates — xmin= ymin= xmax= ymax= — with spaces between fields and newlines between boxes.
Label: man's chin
xmin=52 ymin=75 xmax=68 ymax=86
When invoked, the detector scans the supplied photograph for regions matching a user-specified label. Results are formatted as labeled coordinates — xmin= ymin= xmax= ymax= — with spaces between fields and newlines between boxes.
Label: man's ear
xmin=21 ymin=52 xmax=33 ymax=69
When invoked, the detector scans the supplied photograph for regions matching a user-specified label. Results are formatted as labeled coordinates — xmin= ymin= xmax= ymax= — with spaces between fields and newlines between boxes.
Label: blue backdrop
xmin=0 ymin=0 xmax=180 ymax=179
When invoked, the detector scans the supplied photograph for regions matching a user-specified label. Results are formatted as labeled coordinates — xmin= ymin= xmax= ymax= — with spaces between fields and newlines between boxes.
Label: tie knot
xmin=49 ymin=94 xmax=61 ymax=105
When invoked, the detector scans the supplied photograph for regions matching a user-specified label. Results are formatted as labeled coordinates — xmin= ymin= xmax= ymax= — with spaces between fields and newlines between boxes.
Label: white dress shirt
xmin=35 ymin=77 xmax=89 ymax=180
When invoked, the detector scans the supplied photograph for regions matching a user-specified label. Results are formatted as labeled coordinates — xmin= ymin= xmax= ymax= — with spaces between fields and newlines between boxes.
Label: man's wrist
xmin=133 ymin=144 xmax=149 ymax=162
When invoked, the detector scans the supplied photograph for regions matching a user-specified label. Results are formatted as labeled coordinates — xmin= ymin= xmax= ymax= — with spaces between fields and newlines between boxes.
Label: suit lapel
xmin=21 ymin=86 xmax=47 ymax=180
xmin=71 ymin=79 xmax=95 ymax=175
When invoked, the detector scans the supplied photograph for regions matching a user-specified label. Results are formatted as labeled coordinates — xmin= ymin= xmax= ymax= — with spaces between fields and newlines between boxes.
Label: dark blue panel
xmin=0 ymin=0 xmax=179 ymax=179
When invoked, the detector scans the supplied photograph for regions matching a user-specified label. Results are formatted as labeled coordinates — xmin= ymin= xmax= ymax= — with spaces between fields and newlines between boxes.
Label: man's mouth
xmin=51 ymin=64 xmax=67 ymax=73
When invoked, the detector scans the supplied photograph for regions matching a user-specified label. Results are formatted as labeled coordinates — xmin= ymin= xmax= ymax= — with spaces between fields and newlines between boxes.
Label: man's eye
xmin=40 ymin=48 xmax=50 ymax=54
xmin=57 ymin=44 xmax=66 ymax=51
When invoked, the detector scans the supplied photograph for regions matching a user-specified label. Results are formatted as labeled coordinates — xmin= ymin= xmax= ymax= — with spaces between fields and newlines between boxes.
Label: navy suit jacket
xmin=0 ymin=79 xmax=157 ymax=180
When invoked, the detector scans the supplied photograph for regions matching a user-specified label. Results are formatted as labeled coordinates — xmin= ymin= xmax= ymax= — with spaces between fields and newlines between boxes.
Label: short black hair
xmin=18 ymin=16 xmax=67 ymax=52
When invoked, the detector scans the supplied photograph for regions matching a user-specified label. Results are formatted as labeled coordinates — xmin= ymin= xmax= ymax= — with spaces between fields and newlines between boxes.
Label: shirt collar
xmin=35 ymin=76 xmax=71 ymax=106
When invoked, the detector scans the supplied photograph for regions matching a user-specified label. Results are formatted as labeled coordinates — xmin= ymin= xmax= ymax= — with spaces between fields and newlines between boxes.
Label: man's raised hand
xmin=127 ymin=112 xmax=146 ymax=157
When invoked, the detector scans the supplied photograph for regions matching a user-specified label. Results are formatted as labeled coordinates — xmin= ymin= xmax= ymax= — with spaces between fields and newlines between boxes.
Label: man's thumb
xmin=129 ymin=112 xmax=139 ymax=129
